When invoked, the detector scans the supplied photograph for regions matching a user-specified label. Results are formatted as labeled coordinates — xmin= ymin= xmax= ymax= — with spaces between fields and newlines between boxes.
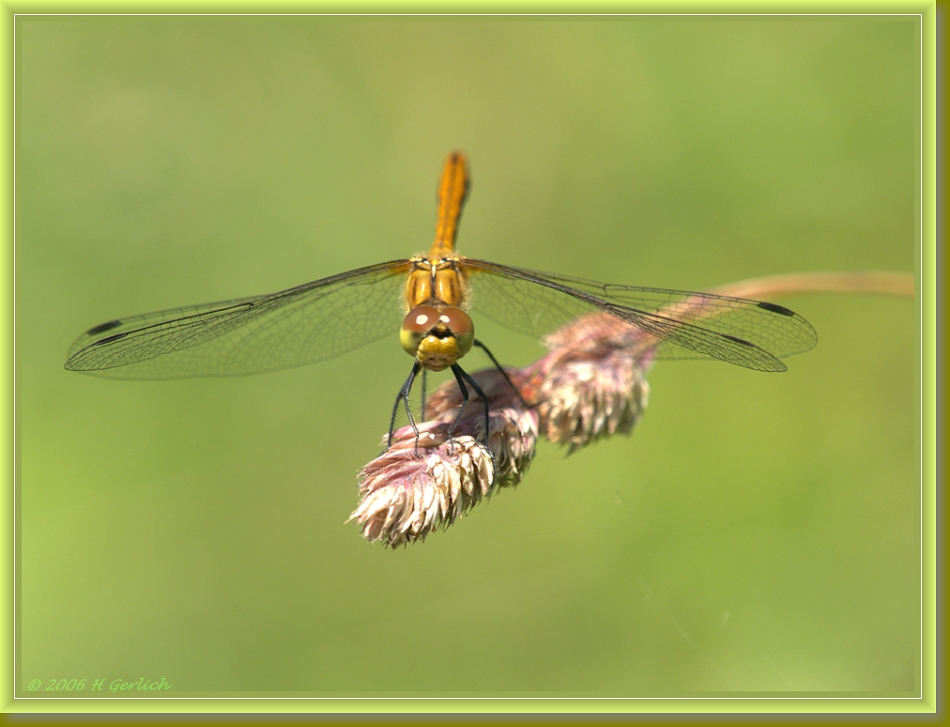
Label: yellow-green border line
xmin=1 ymin=1 xmax=937 ymax=716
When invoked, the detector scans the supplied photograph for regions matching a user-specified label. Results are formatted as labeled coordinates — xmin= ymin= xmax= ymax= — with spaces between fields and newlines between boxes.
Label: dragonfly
xmin=66 ymin=152 xmax=818 ymax=444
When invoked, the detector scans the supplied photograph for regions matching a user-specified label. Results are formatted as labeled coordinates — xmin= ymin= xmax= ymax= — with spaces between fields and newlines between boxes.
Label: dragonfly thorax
xmin=405 ymin=256 xmax=467 ymax=310
xmin=399 ymin=305 xmax=474 ymax=372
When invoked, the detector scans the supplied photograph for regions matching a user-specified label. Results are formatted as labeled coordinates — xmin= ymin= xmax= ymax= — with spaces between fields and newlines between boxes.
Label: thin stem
xmin=706 ymin=271 xmax=914 ymax=301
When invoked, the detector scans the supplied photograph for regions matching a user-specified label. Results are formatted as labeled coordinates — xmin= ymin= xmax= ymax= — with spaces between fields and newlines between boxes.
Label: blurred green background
xmin=16 ymin=17 xmax=918 ymax=697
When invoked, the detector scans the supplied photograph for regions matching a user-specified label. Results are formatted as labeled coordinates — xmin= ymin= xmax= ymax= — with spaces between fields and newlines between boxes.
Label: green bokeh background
xmin=16 ymin=17 xmax=918 ymax=697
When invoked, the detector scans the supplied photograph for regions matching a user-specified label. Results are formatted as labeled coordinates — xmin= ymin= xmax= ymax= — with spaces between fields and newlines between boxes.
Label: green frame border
xmin=1 ymin=2 xmax=937 ymax=715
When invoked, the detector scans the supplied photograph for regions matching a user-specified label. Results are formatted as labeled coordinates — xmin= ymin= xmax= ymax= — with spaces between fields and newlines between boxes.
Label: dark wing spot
xmin=93 ymin=331 xmax=129 ymax=345
xmin=86 ymin=319 xmax=123 ymax=336
xmin=722 ymin=334 xmax=755 ymax=347
xmin=757 ymin=301 xmax=795 ymax=316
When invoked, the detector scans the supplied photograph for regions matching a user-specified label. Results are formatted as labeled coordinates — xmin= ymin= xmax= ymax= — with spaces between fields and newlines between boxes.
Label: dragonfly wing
xmin=66 ymin=260 xmax=412 ymax=379
xmin=460 ymin=259 xmax=817 ymax=372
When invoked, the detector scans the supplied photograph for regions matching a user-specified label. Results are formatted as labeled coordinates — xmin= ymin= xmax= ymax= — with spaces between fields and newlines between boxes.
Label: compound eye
xmin=400 ymin=305 xmax=441 ymax=355
xmin=439 ymin=307 xmax=475 ymax=358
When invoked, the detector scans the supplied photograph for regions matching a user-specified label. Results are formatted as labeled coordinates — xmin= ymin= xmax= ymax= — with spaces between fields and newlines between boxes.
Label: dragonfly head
xmin=400 ymin=305 xmax=474 ymax=372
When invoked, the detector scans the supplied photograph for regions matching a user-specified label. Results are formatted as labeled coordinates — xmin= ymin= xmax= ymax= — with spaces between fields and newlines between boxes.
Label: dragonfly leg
xmin=420 ymin=369 xmax=428 ymax=423
xmin=451 ymin=363 xmax=491 ymax=449
xmin=473 ymin=339 xmax=532 ymax=409
xmin=446 ymin=364 xmax=469 ymax=446
xmin=389 ymin=361 xmax=422 ymax=450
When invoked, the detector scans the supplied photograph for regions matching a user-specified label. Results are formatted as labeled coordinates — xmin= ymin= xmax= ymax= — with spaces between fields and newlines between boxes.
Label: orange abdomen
xmin=429 ymin=152 xmax=469 ymax=259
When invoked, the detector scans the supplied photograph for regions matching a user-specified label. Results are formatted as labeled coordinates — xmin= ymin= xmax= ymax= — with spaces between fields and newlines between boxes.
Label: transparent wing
xmin=65 ymin=260 xmax=412 ymax=379
xmin=460 ymin=259 xmax=818 ymax=372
